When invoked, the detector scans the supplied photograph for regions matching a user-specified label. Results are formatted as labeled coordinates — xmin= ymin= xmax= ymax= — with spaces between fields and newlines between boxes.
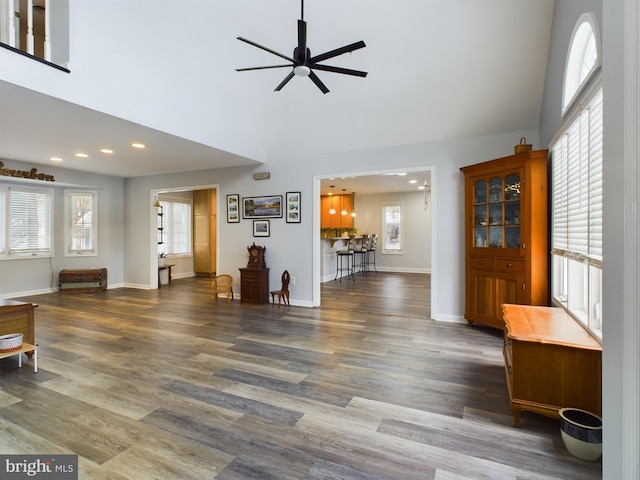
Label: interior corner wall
xmin=355 ymin=191 xmax=431 ymax=273
xmin=0 ymin=159 xmax=124 ymax=297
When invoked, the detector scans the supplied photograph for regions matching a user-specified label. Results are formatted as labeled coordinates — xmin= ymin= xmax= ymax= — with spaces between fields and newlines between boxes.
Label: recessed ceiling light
xmin=131 ymin=143 xmax=146 ymax=149
xmin=418 ymin=186 xmax=426 ymax=190
xmin=50 ymin=157 xmax=63 ymax=162
xmin=384 ymin=172 xmax=407 ymax=176
xmin=409 ymin=179 xmax=418 ymax=184
xmin=100 ymin=148 xmax=114 ymax=154
xmin=75 ymin=153 xmax=88 ymax=158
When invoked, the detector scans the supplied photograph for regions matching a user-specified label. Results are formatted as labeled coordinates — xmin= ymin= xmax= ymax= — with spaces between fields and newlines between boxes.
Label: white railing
xmin=0 ymin=0 xmax=69 ymax=69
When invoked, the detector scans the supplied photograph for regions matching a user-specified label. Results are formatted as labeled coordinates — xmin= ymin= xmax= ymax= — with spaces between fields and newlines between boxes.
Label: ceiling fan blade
xmin=311 ymin=64 xmax=368 ymax=77
xmin=308 ymin=40 xmax=366 ymax=64
xmin=274 ymin=71 xmax=296 ymax=91
xmin=236 ymin=64 xmax=293 ymax=72
xmin=237 ymin=37 xmax=295 ymax=63
xmin=297 ymin=19 xmax=307 ymax=63
xmin=308 ymin=70 xmax=329 ymax=94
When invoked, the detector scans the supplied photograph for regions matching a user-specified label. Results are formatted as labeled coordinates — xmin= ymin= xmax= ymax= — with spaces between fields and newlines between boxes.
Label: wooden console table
xmin=0 ymin=300 xmax=37 ymax=358
xmin=502 ymin=304 xmax=601 ymax=426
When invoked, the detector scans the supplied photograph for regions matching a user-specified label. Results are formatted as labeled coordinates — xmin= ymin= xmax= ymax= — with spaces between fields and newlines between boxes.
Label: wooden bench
xmin=502 ymin=304 xmax=602 ymax=426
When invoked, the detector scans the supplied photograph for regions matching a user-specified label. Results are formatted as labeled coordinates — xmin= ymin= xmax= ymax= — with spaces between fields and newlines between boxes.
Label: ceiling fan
xmin=236 ymin=0 xmax=367 ymax=94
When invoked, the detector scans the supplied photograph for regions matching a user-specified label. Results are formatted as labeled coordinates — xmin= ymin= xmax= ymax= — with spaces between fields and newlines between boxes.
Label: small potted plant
xmin=158 ymin=249 xmax=168 ymax=266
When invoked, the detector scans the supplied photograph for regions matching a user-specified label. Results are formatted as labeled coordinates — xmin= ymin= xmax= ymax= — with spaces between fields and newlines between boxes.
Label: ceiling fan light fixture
xmin=294 ymin=65 xmax=311 ymax=76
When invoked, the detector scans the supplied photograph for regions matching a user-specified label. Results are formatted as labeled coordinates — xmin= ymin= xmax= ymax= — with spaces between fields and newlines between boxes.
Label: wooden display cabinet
xmin=460 ymin=150 xmax=548 ymax=329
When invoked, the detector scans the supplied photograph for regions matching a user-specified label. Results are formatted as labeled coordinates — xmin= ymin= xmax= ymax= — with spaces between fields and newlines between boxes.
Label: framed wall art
xmin=253 ymin=219 xmax=270 ymax=237
xmin=226 ymin=194 xmax=240 ymax=223
xmin=286 ymin=191 xmax=301 ymax=223
xmin=242 ymin=195 xmax=283 ymax=219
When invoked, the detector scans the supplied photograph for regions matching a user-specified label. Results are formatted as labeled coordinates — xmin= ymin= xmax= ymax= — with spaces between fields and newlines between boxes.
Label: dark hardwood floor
xmin=0 ymin=273 xmax=601 ymax=479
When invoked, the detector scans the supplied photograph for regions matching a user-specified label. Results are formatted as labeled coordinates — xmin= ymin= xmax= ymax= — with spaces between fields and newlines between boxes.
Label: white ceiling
xmin=0 ymin=0 xmax=554 ymax=193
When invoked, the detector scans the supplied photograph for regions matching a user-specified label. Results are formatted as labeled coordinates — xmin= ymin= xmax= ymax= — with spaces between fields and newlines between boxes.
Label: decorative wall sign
xmin=242 ymin=195 xmax=283 ymax=219
xmin=253 ymin=220 xmax=270 ymax=237
xmin=0 ymin=161 xmax=55 ymax=182
xmin=226 ymin=194 xmax=240 ymax=223
xmin=253 ymin=172 xmax=270 ymax=180
xmin=286 ymin=191 xmax=301 ymax=223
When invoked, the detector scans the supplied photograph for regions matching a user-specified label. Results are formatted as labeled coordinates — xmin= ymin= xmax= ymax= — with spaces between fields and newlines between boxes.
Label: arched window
xmin=563 ymin=13 xmax=600 ymax=113
xmin=552 ymin=13 xmax=603 ymax=338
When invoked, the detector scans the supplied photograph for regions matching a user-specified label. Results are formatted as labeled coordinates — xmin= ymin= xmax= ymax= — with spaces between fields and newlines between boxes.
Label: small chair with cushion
xmin=211 ymin=274 xmax=234 ymax=304
xmin=271 ymin=270 xmax=291 ymax=306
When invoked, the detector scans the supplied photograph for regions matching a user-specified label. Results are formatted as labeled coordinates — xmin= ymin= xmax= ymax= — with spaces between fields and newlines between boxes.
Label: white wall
xmin=355 ymin=191 xmax=431 ymax=273
xmin=124 ymin=127 xmax=539 ymax=319
xmin=0 ymin=159 xmax=124 ymax=297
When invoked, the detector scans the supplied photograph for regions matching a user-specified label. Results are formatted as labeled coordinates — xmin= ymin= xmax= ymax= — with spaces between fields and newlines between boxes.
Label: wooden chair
xmin=211 ymin=274 xmax=234 ymax=304
xmin=270 ymin=270 xmax=290 ymax=307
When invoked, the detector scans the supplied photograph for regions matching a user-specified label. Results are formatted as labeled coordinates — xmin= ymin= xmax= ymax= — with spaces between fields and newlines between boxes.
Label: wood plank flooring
xmin=0 ymin=273 xmax=601 ymax=479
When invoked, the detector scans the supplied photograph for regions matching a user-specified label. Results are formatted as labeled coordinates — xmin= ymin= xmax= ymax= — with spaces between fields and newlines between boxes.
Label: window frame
xmin=159 ymin=199 xmax=192 ymax=257
xmin=65 ymin=190 xmax=98 ymax=257
xmin=562 ymin=13 xmax=601 ymax=116
xmin=0 ymin=184 xmax=53 ymax=259
xmin=551 ymin=81 xmax=603 ymax=339
xmin=381 ymin=202 xmax=404 ymax=254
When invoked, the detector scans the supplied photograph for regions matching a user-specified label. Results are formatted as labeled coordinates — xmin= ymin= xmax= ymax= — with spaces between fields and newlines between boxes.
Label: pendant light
xmin=329 ymin=186 xmax=336 ymax=215
xmin=351 ymin=192 xmax=357 ymax=217
xmin=340 ymin=189 xmax=348 ymax=216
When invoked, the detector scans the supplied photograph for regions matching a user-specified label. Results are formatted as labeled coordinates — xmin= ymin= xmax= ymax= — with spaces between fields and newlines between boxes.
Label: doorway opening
xmin=313 ymin=166 xmax=435 ymax=318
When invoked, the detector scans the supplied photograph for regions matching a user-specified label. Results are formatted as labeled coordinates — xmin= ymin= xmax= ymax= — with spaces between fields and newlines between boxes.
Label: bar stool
xmin=366 ymin=233 xmax=378 ymax=273
xmin=354 ymin=234 xmax=371 ymax=276
xmin=335 ymin=234 xmax=356 ymax=282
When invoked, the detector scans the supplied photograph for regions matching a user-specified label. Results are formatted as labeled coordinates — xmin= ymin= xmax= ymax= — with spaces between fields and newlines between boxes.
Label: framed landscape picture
xmin=253 ymin=219 xmax=270 ymax=237
xmin=242 ymin=195 xmax=283 ymax=219
xmin=286 ymin=191 xmax=301 ymax=223
xmin=226 ymin=194 xmax=240 ymax=223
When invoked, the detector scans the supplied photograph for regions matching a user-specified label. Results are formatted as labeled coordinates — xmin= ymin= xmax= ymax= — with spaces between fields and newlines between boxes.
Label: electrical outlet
xmin=291 ymin=276 xmax=296 ymax=285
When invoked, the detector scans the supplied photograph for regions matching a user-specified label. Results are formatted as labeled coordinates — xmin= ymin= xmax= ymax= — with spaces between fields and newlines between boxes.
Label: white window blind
xmin=552 ymin=87 xmax=603 ymax=262
xmin=65 ymin=190 xmax=97 ymax=255
xmin=8 ymin=187 xmax=52 ymax=255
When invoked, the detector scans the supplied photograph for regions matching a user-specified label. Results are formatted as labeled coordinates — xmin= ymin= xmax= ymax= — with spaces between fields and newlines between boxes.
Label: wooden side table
xmin=0 ymin=300 xmax=37 ymax=357
xmin=0 ymin=343 xmax=38 ymax=372
xmin=239 ymin=267 xmax=269 ymax=304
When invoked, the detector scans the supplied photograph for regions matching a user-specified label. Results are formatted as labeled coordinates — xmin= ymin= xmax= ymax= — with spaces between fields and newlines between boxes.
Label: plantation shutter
xmin=551 ymin=86 xmax=603 ymax=263
xmin=9 ymin=187 xmax=52 ymax=254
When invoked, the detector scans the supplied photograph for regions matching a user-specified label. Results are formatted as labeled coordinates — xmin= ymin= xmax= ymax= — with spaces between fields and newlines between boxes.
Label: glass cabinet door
xmin=472 ymin=173 xmax=521 ymax=249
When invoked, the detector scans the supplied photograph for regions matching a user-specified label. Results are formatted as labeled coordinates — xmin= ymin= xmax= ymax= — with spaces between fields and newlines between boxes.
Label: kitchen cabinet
xmin=193 ymin=189 xmax=217 ymax=276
